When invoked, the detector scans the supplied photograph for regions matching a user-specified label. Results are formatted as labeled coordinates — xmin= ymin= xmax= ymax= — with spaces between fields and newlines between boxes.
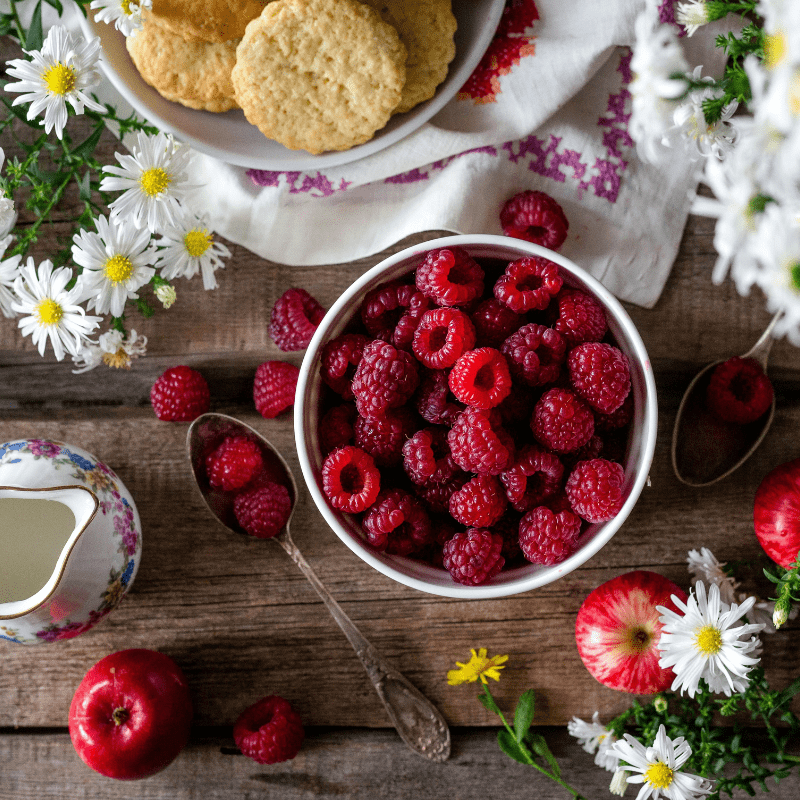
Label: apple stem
xmin=112 ymin=707 xmax=130 ymax=726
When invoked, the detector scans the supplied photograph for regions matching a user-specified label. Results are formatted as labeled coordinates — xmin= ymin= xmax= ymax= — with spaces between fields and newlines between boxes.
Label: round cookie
xmin=127 ymin=19 xmax=239 ymax=112
xmin=232 ymin=0 xmax=407 ymax=154
xmin=148 ymin=0 xmax=268 ymax=43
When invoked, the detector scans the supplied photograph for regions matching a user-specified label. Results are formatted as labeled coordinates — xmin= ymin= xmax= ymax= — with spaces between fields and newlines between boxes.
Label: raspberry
xmin=253 ymin=361 xmax=299 ymax=419
xmin=320 ymin=334 xmax=370 ymax=399
xmin=494 ymin=257 xmax=563 ymax=313
xmin=318 ymin=404 xmax=355 ymax=454
xmin=234 ymin=483 xmax=292 ymax=539
xmin=550 ymin=288 xmax=607 ymax=348
xmin=471 ymin=298 xmax=525 ymax=348
xmin=415 ymin=368 xmax=464 ymax=426
xmin=499 ymin=445 xmax=564 ymax=513
xmin=500 ymin=323 xmax=566 ymax=386
xmin=402 ymin=427 xmax=459 ymax=485
xmin=150 ymin=365 xmax=210 ymax=422
xmin=360 ymin=281 xmax=431 ymax=348
xmin=568 ymin=342 xmax=631 ymax=414
xmin=412 ymin=308 xmax=476 ymax=369
xmin=268 ymin=287 xmax=325 ymax=351
xmin=519 ymin=506 xmax=582 ymax=565
xmin=531 ymin=388 xmax=595 ymax=453
xmin=351 ymin=339 xmax=419 ymax=420
xmin=414 ymin=472 xmax=468 ymax=514
xmin=595 ymin=393 xmax=634 ymax=432
xmin=233 ymin=695 xmax=304 ymax=765
xmin=205 ymin=435 xmax=264 ymax=492
xmin=442 ymin=528 xmax=505 ymax=586
xmin=321 ymin=446 xmax=381 ymax=513
xmin=448 ymin=348 xmax=512 ymax=409
xmin=448 ymin=407 xmax=515 ymax=475
xmin=565 ymin=458 xmax=626 ymax=523
xmin=354 ymin=407 xmax=417 ymax=466
xmin=449 ymin=474 xmax=508 ymax=528
xmin=500 ymin=190 xmax=569 ymax=250
xmin=706 ymin=356 xmax=774 ymax=424
xmin=415 ymin=247 xmax=485 ymax=306
xmin=362 ymin=489 xmax=432 ymax=555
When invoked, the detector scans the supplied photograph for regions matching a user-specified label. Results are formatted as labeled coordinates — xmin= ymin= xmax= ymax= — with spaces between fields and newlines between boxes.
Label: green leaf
xmin=478 ymin=689 xmax=501 ymax=716
xmin=526 ymin=731 xmax=561 ymax=778
xmin=25 ymin=0 xmax=44 ymax=51
xmin=513 ymin=689 xmax=536 ymax=742
xmin=43 ymin=0 xmax=63 ymax=15
xmin=77 ymin=170 xmax=91 ymax=202
xmin=497 ymin=729 xmax=532 ymax=766
xmin=71 ymin=123 xmax=104 ymax=160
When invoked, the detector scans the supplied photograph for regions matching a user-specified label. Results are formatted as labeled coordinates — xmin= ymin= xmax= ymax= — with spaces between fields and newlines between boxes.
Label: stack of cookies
xmin=126 ymin=0 xmax=457 ymax=154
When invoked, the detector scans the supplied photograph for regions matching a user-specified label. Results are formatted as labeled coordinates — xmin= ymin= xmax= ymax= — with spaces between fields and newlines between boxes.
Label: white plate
xmin=79 ymin=0 xmax=506 ymax=170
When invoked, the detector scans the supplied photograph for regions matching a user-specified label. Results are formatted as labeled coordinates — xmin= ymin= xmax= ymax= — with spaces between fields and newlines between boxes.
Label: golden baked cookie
xmin=148 ymin=0 xmax=268 ymax=43
xmin=361 ymin=0 xmax=456 ymax=114
xmin=231 ymin=0 xmax=407 ymax=154
xmin=126 ymin=19 xmax=239 ymax=112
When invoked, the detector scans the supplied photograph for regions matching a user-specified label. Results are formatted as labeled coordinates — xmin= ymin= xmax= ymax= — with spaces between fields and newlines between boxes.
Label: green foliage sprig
xmin=765 ymin=554 xmax=800 ymax=630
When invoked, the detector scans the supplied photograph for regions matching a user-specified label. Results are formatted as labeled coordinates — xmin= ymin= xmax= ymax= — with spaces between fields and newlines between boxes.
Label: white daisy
xmin=0 ymin=235 xmax=22 ymax=318
xmin=72 ymin=328 xmax=147 ymax=373
xmin=568 ymin=712 xmax=620 ymax=771
xmin=154 ymin=212 xmax=231 ymax=290
xmin=11 ymin=258 xmax=101 ymax=361
xmin=90 ymin=0 xmax=152 ymax=37
xmin=610 ymin=769 xmax=630 ymax=796
xmin=675 ymin=1 xmax=718 ymax=37
xmin=99 ymin=131 xmax=195 ymax=232
xmin=686 ymin=547 xmax=738 ymax=605
xmin=609 ymin=725 xmax=712 ymax=800
xmin=657 ymin=582 xmax=764 ymax=698
xmin=4 ymin=26 xmax=104 ymax=140
xmin=72 ymin=214 xmax=156 ymax=317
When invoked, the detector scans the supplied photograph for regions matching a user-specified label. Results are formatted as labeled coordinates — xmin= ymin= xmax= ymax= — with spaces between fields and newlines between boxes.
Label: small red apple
xmin=575 ymin=570 xmax=688 ymax=695
xmin=754 ymin=458 xmax=800 ymax=569
xmin=69 ymin=649 xmax=193 ymax=780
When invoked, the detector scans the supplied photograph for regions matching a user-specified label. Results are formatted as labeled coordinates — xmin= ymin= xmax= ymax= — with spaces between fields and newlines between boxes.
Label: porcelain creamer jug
xmin=0 ymin=438 xmax=141 ymax=644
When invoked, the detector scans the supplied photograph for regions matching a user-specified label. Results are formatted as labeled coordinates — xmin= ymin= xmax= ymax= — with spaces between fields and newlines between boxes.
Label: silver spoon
xmin=187 ymin=412 xmax=451 ymax=762
xmin=671 ymin=311 xmax=781 ymax=487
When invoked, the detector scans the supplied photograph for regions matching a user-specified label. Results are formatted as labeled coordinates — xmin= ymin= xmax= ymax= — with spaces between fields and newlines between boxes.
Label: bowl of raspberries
xmin=295 ymin=234 xmax=657 ymax=598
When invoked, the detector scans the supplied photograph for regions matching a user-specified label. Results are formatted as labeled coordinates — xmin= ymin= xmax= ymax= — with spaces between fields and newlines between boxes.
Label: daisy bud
xmin=156 ymin=284 xmax=177 ymax=309
xmin=653 ymin=695 xmax=668 ymax=713
xmin=0 ymin=197 xmax=16 ymax=238
xmin=609 ymin=770 xmax=628 ymax=796
xmin=773 ymin=596 xmax=791 ymax=630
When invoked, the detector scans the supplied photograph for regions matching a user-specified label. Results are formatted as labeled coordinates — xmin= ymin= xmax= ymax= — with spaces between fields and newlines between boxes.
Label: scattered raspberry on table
xmin=269 ymin=287 xmax=325 ymax=351
xmin=234 ymin=695 xmax=305 ymax=765
xmin=150 ymin=365 xmax=210 ymax=422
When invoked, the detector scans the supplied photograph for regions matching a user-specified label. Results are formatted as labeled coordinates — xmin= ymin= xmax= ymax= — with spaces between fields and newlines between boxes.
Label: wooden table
xmin=1 ymin=96 xmax=800 ymax=800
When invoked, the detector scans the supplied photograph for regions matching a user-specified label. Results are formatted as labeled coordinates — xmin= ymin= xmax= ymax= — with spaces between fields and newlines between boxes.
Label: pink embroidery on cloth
xmin=657 ymin=0 xmax=687 ymax=35
xmin=247 ymin=170 xmax=351 ymax=197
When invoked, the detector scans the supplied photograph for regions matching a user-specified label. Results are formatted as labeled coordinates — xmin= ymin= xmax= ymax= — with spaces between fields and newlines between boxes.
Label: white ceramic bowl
xmin=295 ymin=235 xmax=657 ymax=599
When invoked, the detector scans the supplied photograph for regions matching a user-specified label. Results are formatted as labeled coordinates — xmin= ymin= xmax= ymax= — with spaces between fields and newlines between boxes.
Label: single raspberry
xmin=414 ymin=472 xmax=468 ymax=514
xmin=531 ymin=388 xmax=595 ymax=453
xmin=233 ymin=695 xmax=304 ymax=765
xmin=499 ymin=445 xmax=564 ymax=513
xmin=568 ymin=342 xmax=631 ymax=414
xmin=500 ymin=190 xmax=569 ymax=250
xmin=318 ymin=404 xmax=355 ymax=454
xmin=494 ymin=257 xmax=563 ymax=313
xmin=402 ymin=427 xmax=459 ymax=485
xmin=351 ymin=339 xmax=419 ymax=420
xmin=393 ymin=295 xmax=433 ymax=351
xmin=412 ymin=308 xmax=476 ymax=369
xmin=321 ymin=446 xmax=381 ymax=513
xmin=205 ymin=435 xmax=264 ymax=492
xmin=234 ymin=483 xmax=292 ymax=539
xmin=448 ymin=348 xmax=512 ymax=409
xmin=415 ymin=368 xmax=464 ymax=426
xmin=595 ymin=393 xmax=634 ymax=432
xmin=549 ymin=288 xmax=607 ymax=348
xmin=706 ymin=356 xmax=774 ymax=424
xmin=320 ymin=334 xmax=370 ymax=399
xmin=415 ymin=247 xmax=484 ymax=307
xmin=442 ymin=528 xmax=505 ymax=586
xmin=519 ymin=506 xmax=582 ymax=565
xmin=362 ymin=489 xmax=432 ymax=555
xmin=353 ymin=407 xmax=417 ymax=466
xmin=449 ymin=474 xmax=508 ymax=528
xmin=500 ymin=323 xmax=566 ymax=386
xmin=268 ymin=288 xmax=325 ymax=351
xmin=471 ymin=298 xmax=525 ymax=348
xmin=448 ymin=407 xmax=515 ymax=475
xmin=150 ymin=365 xmax=210 ymax=422
xmin=565 ymin=458 xmax=626 ymax=523
xmin=359 ymin=281 xmax=430 ymax=348
xmin=253 ymin=361 xmax=299 ymax=419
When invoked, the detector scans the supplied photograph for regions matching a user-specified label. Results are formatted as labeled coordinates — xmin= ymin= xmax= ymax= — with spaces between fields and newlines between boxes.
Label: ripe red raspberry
xmin=205 ymin=435 xmax=264 ymax=491
xmin=233 ymin=695 xmax=304 ymax=765
xmin=150 ymin=365 xmax=210 ymax=422
xmin=448 ymin=407 xmax=515 ymax=475
xmin=415 ymin=368 xmax=464 ymax=426
xmin=320 ymin=333 xmax=370 ymax=399
xmin=414 ymin=472 xmax=468 ymax=514
xmin=500 ymin=323 xmax=566 ymax=386
xmin=321 ymin=446 xmax=381 ymax=513
xmin=531 ymin=388 xmax=595 ymax=453
xmin=519 ymin=506 xmax=582 ymax=565
xmin=448 ymin=348 xmax=512 ymax=409
xmin=449 ymin=474 xmax=508 ymax=528
xmin=234 ymin=483 xmax=292 ymax=539
xmin=253 ymin=361 xmax=299 ymax=418
xmin=402 ymin=427 xmax=459 ymax=485
xmin=268 ymin=287 xmax=325 ymax=351
xmin=353 ymin=407 xmax=417 ymax=466
xmin=549 ymin=288 xmax=607 ymax=348
xmin=415 ymin=247 xmax=485 ymax=306
xmin=359 ymin=281 xmax=431 ymax=348
xmin=595 ymin=392 xmax=634 ymax=432
xmin=500 ymin=190 xmax=569 ymax=250
xmin=471 ymin=298 xmax=524 ymax=348
xmin=442 ymin=528 xmax=505 ymax=586
xmin=566 ymin=458 xmax=626 ymax=523
xmin=500 ymin=445 xmax=564 ymax=513
xmin=412 ymin=307 xmax=476 ymax=369
xmin=493 ymin=256 xmax=563 ymax=313
xmin=351 ymin=339 xmax=419 ymax=420
xmin=362 ymin=489 xmax=432 ymax=555
xmin=568 ymin=342 xmax=631 ymax=414
xmin=706 ymin=356 xmax=774 ymax=424
xmin=318 ymin=404 xmax=355 ymax=454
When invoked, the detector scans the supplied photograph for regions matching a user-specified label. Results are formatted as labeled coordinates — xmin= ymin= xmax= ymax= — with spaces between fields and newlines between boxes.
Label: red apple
xmin=575 ymin=570 xmax=688 ymax=695
xmin=69 ymin=649 xmax=193 ymax=780
xmin=754 ymin=458 xmax=800 ymax=569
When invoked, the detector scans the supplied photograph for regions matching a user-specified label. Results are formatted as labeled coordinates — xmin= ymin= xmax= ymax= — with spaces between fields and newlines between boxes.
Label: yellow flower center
xmin=43 ymin=63 xmax=76 ymax=95
xmin=695 ymin=625 xmax=723 ymax=655
xmin=139 ymin=167 xmax=170 ymax=197
xmin=184 ymin=228 xmax=213 ymax=258
xmin=645 ymin=762 xmax=674 ymax=789
xmin=764 ymin=33 xmax=786 ymax=69
xmin=789 ymin=71 xmax=800 ymax=117
xmin=102 ymin=349 xmax=132 ymax=370
xmin=120 ymin=0 xmax=133 ymax=14
xmin=103 ymin=254 xmax=134 ymax=284
xmin=35 ymin=298 xmax=63 ymax=325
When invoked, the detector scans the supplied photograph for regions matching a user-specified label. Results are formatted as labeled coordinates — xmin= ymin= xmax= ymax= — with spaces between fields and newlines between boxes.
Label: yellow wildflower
xmin=447 ymin=648 xmax=508 ymax=685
